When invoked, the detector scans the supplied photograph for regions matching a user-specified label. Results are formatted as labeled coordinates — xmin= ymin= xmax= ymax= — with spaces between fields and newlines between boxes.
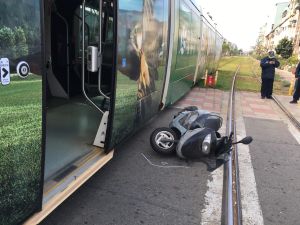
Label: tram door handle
xmin=87 ymin=46 xmax=99 ymax=72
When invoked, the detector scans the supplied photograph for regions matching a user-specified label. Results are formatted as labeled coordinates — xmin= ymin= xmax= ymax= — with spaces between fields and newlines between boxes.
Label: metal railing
xmin=82 ymin=0 xmax=104 ymax=113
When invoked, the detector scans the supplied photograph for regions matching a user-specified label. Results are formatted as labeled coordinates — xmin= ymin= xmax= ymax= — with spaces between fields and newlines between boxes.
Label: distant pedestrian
xmin=260 ymin=51 xmax=280 ymax=99
xmin=290 ymin=61 xmax=300 ymax=104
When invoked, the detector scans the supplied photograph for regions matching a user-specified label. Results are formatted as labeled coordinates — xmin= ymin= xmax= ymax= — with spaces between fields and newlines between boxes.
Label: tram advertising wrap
xmin=0 ymin=1 xmax=43 ymax=224
xmin=110 ymin=0 xmax=169 ymax=148
xmin=166 ymin=0 xmax=201 ymax=105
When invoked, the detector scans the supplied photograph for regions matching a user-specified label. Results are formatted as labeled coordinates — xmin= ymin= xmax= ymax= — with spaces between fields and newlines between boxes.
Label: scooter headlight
xmin=202 ymin=133 xmax=212 ymax=155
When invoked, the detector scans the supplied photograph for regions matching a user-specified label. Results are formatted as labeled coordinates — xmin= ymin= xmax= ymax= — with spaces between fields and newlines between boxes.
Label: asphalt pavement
xmin=244 ymin=117 xmax=300 ymax=225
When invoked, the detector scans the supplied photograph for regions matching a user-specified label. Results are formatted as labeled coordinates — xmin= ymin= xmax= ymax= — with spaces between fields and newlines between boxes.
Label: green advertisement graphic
xmin=0 ymin=1 xmax=43 ymax=224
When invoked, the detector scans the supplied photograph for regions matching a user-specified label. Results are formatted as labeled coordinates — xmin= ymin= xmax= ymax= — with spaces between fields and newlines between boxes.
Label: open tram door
xmin=0 ymin=0 xmax=116 ymax=224
xmin=40 ymin=0 xmax=116 ymax=220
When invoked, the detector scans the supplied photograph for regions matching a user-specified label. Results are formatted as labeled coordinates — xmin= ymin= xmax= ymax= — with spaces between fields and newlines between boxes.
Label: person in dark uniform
xmin=290 ymin=61 xmax=300 ymax=104
xmin=260 ymin=51 xmax=280 ymax=99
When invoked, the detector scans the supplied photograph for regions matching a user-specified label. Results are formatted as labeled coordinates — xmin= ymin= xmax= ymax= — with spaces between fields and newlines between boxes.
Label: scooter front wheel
xmin=150 ymin=127 xmax=179 ymax=155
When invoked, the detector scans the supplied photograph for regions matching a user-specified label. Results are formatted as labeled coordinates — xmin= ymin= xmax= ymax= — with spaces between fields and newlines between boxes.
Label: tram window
xmin=176 ymin=0 xmax=193 ymax=70
xmin=75 ymin=5 xmax=100 ymax=58
xmin=106 ymin=17 xmax=114 ymax=42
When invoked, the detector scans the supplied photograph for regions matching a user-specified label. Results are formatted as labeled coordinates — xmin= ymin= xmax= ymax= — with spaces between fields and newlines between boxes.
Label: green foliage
xmin=14 ymin=27 xmax=28 ymax=57
xmin=222 ymin=41 xmax=242 ymax=56
xmin=216 ymin=56 xmax=290 ymax=95
xmin=0 ymin=0 xmax=40 ymax=58
xmin=277 ymin=54 xmax=299 ymax=70
xmin=0 ymin=26 xmax=16 ymax=58
xmin=216 ymin=57 xmax=260 ymax=91
xmin=222 ymin=42 xmax=230 ymax=55
xmin=23 ymin=24 xmax=40 ymax=52
xmin=253 ymin=35 xmax=268 ymax=57
xmin=275 ymin=38 xmax=293 ymax=59
xmin=252 ymin=54 xmax=268 ymax=60
xmin=0 ymin=25 xmax=38 ymax=59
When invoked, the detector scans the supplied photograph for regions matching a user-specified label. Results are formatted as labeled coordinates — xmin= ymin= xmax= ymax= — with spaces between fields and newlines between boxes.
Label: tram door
xmin=106 ymin=0 xmax=170 ymax=150
xmin=0 ymin=1 xmax=44 ymax=225
xmin=44 ymin=0 xmax=115 ymax=181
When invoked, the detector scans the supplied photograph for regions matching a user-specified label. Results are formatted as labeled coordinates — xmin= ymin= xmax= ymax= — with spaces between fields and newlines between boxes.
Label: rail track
xmin=223 ymin=62 xmax=300 ymax=225
xmin=223 ymin=65 xmax=242 ymax=225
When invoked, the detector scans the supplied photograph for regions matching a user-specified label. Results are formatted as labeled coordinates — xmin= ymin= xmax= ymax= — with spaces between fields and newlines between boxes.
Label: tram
xmin=0 ymin=0 xmax=223 ymax=224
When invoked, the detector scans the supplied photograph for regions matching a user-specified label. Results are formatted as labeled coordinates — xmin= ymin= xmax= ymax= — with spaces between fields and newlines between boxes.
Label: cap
xmin=268 ymin=51 xmax=275 ymax=58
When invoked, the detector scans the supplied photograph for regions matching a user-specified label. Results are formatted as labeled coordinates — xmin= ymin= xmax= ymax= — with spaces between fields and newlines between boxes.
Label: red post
xmin=206 ymin=75 xmax=216 ymax=87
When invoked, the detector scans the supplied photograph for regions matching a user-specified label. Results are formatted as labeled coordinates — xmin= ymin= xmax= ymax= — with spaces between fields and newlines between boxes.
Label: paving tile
xmin=174 ymin=88 xmax=223 ymax=114
xmin=249 ymin=104 xmax=271 ymax=110
xmin=173 ymin=88 xmax=300 ymax=122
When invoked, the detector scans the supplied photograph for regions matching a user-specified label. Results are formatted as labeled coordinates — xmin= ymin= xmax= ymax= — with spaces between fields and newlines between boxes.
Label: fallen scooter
xmin=150 ymin=106 xmax=252 ymax=160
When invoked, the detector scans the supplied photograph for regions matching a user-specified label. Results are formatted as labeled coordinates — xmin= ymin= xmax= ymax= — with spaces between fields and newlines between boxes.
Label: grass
xmin=206 ymin=56 xmax=290 ymax=95
xmin=0 ymin=75 xmax=42 ymax=225
xmin=213 ymin=56 xmax=260 ymax=91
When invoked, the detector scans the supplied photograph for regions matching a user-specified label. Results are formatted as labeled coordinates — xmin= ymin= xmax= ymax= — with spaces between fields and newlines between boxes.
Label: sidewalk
xmin=178 ymin=89 xmax=283 ymax=121
xmin=174 ymin=88 xmax=300 ymax=124
xmin=238 ymin=92 xmax=281 ymax=120
xmin=174 ymin=87 xmax=225 ymax=114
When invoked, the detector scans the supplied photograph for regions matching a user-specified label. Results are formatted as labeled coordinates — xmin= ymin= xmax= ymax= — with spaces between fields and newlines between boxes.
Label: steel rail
xmin=272 ymin=95 xmax=300 ymax=130
xmin=223 ymin=65 xmax=242 ymax=225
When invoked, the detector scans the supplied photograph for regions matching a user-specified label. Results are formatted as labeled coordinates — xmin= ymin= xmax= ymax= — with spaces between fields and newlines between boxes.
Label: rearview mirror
xmin=233 ymin=136 xmax=253 ymax=145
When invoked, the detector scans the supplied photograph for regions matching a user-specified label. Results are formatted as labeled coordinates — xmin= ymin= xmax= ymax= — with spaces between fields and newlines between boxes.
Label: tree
xmin=14 ymin=27 xmax=28 ymax=58
xmin=239 ymin=49 xmax=243 ymax=55
xmin=254 ymin=38 xmax=267 ymax=57
xmin=0 ymin=26 xmax=16 ymax=58
xmin=222 ymin=40 xmax=241 ymax=56
xmin=222 ymin=42 xmax=230 ymax=56
xmin=275 ymin=38 xmax=293 ymax=59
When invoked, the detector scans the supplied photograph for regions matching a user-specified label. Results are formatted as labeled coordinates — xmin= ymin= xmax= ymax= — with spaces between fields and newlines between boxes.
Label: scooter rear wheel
xmin=150 ymin=127 xmax=179 ymax=155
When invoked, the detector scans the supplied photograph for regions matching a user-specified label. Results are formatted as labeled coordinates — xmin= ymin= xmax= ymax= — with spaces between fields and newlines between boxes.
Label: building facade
xmin=263 ymin=0 xmax=300 ymax=55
